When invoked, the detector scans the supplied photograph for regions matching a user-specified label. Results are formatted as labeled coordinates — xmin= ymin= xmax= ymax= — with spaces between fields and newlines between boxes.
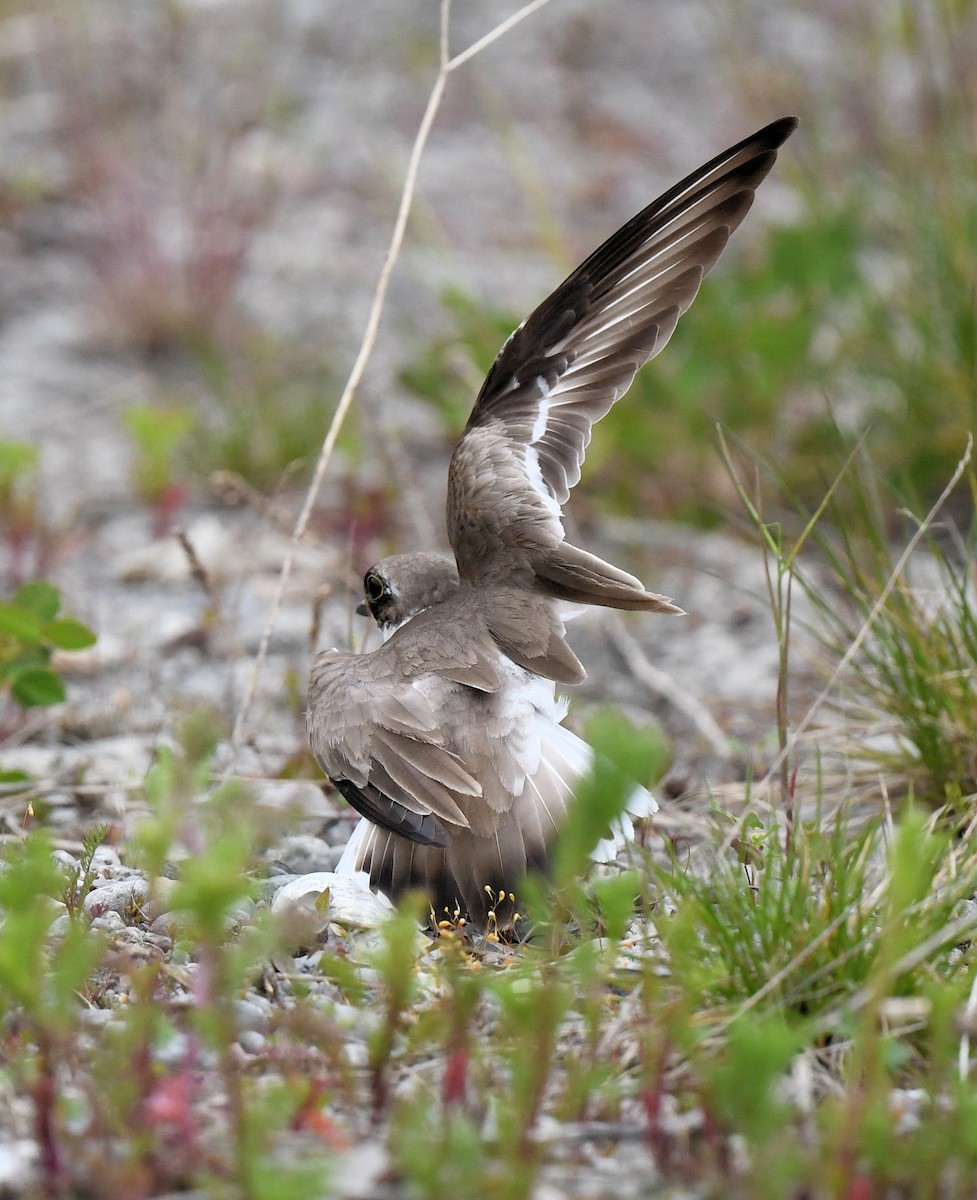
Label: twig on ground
xmin=604 ymin=614 xmax=734 ymax=761
xmin=174 ymin=525 xmax=247 ymax=660
xmin=209 ymin=469 xmax=317 ymax=543
xmin=174 ymin=527 xmax=219 ymax=608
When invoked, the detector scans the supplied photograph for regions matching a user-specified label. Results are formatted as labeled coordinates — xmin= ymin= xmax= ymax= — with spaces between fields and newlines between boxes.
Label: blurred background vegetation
xmin=0 ymin=0 xmax=972 ymax=537
xmin=402 ymin=3 xmax=977 ymax=530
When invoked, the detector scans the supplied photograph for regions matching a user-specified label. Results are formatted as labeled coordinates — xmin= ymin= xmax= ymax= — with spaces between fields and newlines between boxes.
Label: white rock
xmin=233 ymin=998 xmax=269 ymax=1033
xmin=0 ymin=1138 xmax=38 ymax=1191
xmin=271 ymin=871 xmax=394 ymax=945
xmin=47 ymin=914 xmax=71 ymax=938
xmin=83 ymin=876 xmax=149 ymax=916
xmin=237 ymin=1030 xmax=266 ymax=1056
xmin=116 ymin=516 xmax=237 ymax=583
xmin=91 ymin=845 xmax=122 ymax=870
xmin=90 ymin=910 xmax=127 ymax=934
xmin=329 ymin=1138 xmax=388 ymax=1198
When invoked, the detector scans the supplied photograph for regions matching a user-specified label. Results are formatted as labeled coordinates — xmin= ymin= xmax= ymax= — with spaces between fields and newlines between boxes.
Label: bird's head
xmin=358 ymin=553 xmax=460 ymax=636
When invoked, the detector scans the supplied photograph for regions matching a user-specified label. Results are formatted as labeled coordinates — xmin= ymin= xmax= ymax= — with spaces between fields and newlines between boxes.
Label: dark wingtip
xmin=719 ymin=116 xmax=798 ymax=166
xmin=762 ymin=115 xmax=800 ymax=147
xmin=426 ymin=821 xmax=453 ymax=849
xmin=331 ymin=776 xmax=453 ymax=849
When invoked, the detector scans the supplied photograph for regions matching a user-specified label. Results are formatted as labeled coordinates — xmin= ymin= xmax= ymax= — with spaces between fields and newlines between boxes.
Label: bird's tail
xmin=336 ymin=716 xmax=658 ymax=932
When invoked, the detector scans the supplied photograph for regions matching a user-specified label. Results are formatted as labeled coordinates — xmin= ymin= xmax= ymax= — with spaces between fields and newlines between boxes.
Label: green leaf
xmin=584 ymin=708 xmax=670 ymax=785
xmin=0 ymin=602 xmax=43 ymax=643
xmin=0 ymin=834 xmax=65 ymax=1009
xmin=551 ymin=710 xmax=669 ymax=888
xmin=14 ymin=580 xmax=61 ymax=620
xmin=44 ymin=618 xmax=96 ymax=651
xmin=589 ymin=869 xmax=643 ymax=942
xmin=0 ymin=645 xmax=48 ymax=683
xmin=0 ymin=440 xmax=38 ymax=490
xmin=47 ymin=921 xmax=107 ymax=1027
xmin=11 ymin=667 xmax=66 ymax=707
xmin=124 ymin=404 xmax=195 ymax=455
xmin=706 ymin=1015 xmax=801 ymax=1145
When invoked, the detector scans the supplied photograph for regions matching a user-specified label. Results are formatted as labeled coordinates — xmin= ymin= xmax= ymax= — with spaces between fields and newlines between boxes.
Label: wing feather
xmin=308 ymin=648 xmax=483 ymax=848
xmin=447 ymin=118 xmax=797 ymax=587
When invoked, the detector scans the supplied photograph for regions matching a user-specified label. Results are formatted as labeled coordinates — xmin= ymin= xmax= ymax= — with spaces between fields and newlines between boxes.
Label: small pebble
xmin=233 ymin=999 xmax=269 ymax=1033
xmin=90 ymin=910 xmax=126 ymax=934
xmin=47 ymin=914 xmax=71 ymax=938
xmin=83 ymin=876 xmax=149 ymax=917
xmin=258 ymin=874 xmax=299 ymax=901
xmin=342 ymin=1042 xmax=368 ymax=1069
xmin=237 ymin=1029 xmax=266 ymax=1055
xmin=154 ymin=1033 xmax=192 ymax=1067
xmin=141 ymin=877 xmax=181 ymax=922
xmin=0 ymin=1138 xmax=38 ymax=1192
xmin=270 ymin=835 xmax=343 ymax=875
xmin=77 ymin=1008 xmax=116 ymax=1030
xmin=150 ymin=911 xmax=192 ymax=939
xmin=226 ymin=899 xmax=256 ymax=926
xmin=91 ymin=845 xmax=122 ymax=871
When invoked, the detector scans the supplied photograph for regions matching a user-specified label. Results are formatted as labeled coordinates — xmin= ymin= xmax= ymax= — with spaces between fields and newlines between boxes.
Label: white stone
xmin=83 ymin=876 xmax=149 ymax=916
xmin=0 ymin=1138 xmax=38 ymax=1191
xmin=271 ymin=871 xmax=394 ymax=945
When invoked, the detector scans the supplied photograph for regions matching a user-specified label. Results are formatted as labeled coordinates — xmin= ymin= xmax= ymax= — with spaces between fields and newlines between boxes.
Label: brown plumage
xmin=308 ymin=118 xmax=798 ymax=930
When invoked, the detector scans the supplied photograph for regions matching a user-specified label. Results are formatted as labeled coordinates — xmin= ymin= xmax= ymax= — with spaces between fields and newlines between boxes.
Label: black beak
xmin=355 ymin=601 xmax=369 ymax=617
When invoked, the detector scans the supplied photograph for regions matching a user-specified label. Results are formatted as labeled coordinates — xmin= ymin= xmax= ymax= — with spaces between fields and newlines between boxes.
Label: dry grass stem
xmin=762 ymin=434 xmax=974 ymax=801
xmin=604 ymin=615 xmax=734 ymax=760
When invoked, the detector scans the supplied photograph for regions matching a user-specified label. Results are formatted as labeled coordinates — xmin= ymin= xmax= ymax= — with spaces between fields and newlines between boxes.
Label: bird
xmin=308 ymin=116 xmax=798 ymax=932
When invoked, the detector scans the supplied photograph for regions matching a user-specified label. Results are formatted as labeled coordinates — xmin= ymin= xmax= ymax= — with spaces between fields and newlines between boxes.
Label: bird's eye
xmin=364 ymin=572 xmax=385 ymax=602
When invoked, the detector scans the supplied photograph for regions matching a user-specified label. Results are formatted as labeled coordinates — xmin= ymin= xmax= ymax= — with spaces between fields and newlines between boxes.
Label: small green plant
xmin=0 ymin=579 xmax=96 ymax=714
xmin=655 ymin=805 xmax=975 ymax=1024
xmin=0 ymin=833 xmax=107 ymax=1191
xmin=184 ymin=331 xmax=342 ymax=492
xmin=123 ymin=403 xmax=195 ymax=532
xmin=386 ymin=711 xmax=669 ymax=1199
xmin=60 ymin=823 xmax=109 ymax=919
xmin=0 ymin=439 xmax=42 ymax=581
xmin=131 ymin=709 xmax=336 ymax=1198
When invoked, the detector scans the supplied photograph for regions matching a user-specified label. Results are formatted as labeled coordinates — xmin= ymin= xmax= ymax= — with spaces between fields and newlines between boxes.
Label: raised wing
xmin=447 ymin=117 xmax=797 ymax=592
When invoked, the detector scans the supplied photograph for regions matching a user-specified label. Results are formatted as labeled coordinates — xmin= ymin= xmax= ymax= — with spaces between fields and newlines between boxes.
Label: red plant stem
xmin=442 ymin=1045 xmax=469 ymax=1110
xmin=34 ymin=1033 xmax=66 ymax=1198
xmin=641 ymin=1037 xmax=671 ymax=1165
